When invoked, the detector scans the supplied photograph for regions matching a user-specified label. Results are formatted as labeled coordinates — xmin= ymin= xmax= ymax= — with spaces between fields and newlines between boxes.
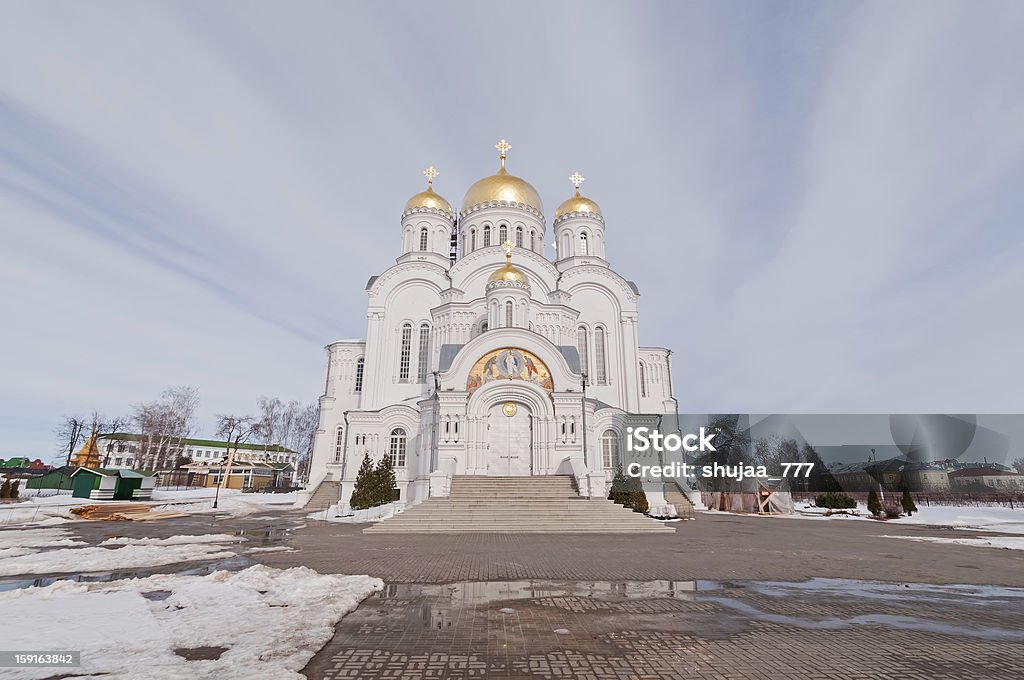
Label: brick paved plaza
xmin=65 ymin=510 xmax=1024 ymax=679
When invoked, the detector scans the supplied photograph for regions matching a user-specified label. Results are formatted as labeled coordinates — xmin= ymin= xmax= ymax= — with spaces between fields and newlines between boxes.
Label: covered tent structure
xmin=703 ymin=476 xmax=794 ymax=514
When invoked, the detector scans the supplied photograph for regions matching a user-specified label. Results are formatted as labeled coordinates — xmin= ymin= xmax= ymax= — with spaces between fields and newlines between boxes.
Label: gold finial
xmin=501 ymin=239 xmax=515 ymax=263
xmin=495 ymin=138 xmax=511 ymax=170
xmin=568 ymin=171 xmax=584 ymax=196
xmin=422 ymin=165 xmax=439 ymax=189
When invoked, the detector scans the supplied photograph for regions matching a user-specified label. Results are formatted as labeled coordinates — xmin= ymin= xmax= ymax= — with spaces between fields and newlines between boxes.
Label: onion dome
xmin=554 ymin=171 xmax=601 ymax=219
xmin=487 ymin=241 xmax=529 ymax=286
xmin=461 ymin=139 xmax=543 ymax=214
xmin=405 ymin=166 xmax=453 ymax=214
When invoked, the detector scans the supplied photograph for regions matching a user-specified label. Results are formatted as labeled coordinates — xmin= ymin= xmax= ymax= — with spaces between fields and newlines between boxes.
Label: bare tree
xmin=55 ymin=415 xmax=87 ymax=467
xmin=256 ymin=397 xmax=318 ymax=476
xmin=133 ymin=386 xmax=200 ymax=471
xmin=1013 ymin=457 xmax=1024 ymax=475
xmin=213 ymin=414 xmax=264 ymax=507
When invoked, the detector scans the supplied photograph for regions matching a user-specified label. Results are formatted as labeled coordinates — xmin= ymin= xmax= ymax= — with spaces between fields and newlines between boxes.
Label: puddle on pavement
xmin=358 ymin=577 xmax=1024 ymax=643
xmin=233 ymin=526 xmax=295 ymax=546
xmin=0 ymin=555 xmax=255 ymax=593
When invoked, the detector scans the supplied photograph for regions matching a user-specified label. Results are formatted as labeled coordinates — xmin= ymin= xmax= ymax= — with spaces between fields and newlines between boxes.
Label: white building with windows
xmin=304 ymin=141 xmax=677 ymax=507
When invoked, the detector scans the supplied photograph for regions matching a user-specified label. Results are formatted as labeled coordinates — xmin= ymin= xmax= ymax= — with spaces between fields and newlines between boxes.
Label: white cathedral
xmin=304 ymin=140 xmax=678 ymax=508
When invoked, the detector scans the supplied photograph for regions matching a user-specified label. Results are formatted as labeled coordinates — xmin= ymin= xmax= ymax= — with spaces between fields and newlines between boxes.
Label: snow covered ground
xmin=306 ymin=501 xmax=405 ymax=523
xmin=881 ymin=534 xmax=1024 ymax=551
xmin=885 ymin=505 xmax=1024 ymax=535
xmin=0 ymin=565 xmax=382 ymax=679
xmin=0 ymin=489 xmax=297 ymax=527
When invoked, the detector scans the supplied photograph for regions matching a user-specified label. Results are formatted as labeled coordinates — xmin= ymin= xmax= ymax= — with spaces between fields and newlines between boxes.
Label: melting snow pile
xmin=0 ymin=565 xmax=382 ymax=680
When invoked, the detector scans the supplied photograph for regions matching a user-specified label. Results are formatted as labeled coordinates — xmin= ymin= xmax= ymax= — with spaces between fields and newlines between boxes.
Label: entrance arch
xmin=465 ymin=379 xmax=556 ymax=475
xmin=486 ymin=401 xmax=532 ymax=475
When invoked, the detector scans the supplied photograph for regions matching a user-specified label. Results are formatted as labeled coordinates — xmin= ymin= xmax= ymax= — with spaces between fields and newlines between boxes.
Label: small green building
xmin=26 ymin=466 xmax=77 ymax=491
xmin=70 ymin=468 xmax=155 ymax=500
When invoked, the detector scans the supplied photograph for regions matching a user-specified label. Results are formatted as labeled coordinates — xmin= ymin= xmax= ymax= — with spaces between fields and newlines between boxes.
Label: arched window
xmin=399 ymin=323 xmax=412 ymax=381
xmin=577 ymin=326 xmax=589 ymax=379
xmin=483 ymin=225 xmax=491 ymax=247
xmin=579 ymin=231 xmax=589 ymax=256
xmin=562 ymin=233 xmax=570 ymax=257
xmin=389 ymin=428 xmax=407 ymax=467
xmin=594 ymin=327 xmax=607 ymax=384
xmin=499 ymin=224 xmax=508 ymax=243
xmin=419 ymin=227 xmax=428 ymax=251
xmin=505 ymin=301 xmax=514 ymax=327
xmin=515 ymin=226 xmax=523 ymax=247
xmin=529 ymin=230 xmax=536 ymax=251
xmin=470 ymin=229 xmax=477 ymax=252
xmin=480 ymin=321 xmax=488 ymax=334
xmin=639 ymin=361 xmax=647 ymax=398
xmin=354 ymin=357 xmax=364 ymax=393
xmin=334 ymin=427 xmax=344 ymax=463
xmin=601 ymin=430 xmax=619 ymax=469
xmin=417 ymin=323 xmax=430 ymax=383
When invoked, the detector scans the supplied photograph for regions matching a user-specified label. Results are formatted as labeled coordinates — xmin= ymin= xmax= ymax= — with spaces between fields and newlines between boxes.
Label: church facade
xmin=306 ymin=141 xmax=677 ymax=506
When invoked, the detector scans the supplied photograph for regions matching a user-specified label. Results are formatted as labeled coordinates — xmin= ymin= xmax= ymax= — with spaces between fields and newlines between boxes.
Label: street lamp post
xmin=580 ymin=372 xmax=589 ymax=494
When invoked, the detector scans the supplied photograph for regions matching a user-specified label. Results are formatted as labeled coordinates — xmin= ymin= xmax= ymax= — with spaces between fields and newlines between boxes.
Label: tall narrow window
xmin=483 ymin=225 xmax=491 ymax=246
xmin=601 ymin=430 xmax=619 ymax=469
xmin=417 ymin=323 xmax=430 ymax=383
xmin=389 ymin=428 xmax=407 ymax=467
xmin=480 ymin=321 xmax=488 ymax=334
xmin=499 ymin=224 xmax=507 ymax=243
xmin=334 ymin=428 xmax=344 ymax=463
xmin=399 ymin=323 xmax=412 ymax=381
xmin=577 ymin=326 xmax=589 ymax=379
xmin=515 ymin=226 xmax=523 ymax=247
xmin=639 ymin=361 xmax=647 ymax=397
xmin=470 ymin=229 xmax=477 ymax=252
xmin=579 ymin=231 xmax=589 ymax=255
xmin=354 ymin=357 xmax=364 ymax=393
xmin=594 ymin=327 xmax=607 ymax=384
xmin=562 ymin=233 xmax=570 ymax=257
xmin=419 ymin=227 xmax=428 ymax=251
xmin=529 ymin=230 xmax=535 ymax=251
xmin=505 ymin=301 xmax=514 ymax=327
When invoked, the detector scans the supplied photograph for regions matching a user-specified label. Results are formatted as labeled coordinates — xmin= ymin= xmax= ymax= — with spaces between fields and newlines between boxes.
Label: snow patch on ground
xmin=100 ymin=534 xmax=240 ymax=547
xmin=0 ymin=564 xmax=382 ymax=679
xmin=307 ymin=501 xmax=405 ymax=523
xmin=0 ymin=527 xmax=87 ymax=549
xmin=886 ymin=506 xmax=1024 ymax=535
xmin=0 ymin=543 xmax=238 ymax=577
xmin=881 ymin=534 xmax=1024 ymax=551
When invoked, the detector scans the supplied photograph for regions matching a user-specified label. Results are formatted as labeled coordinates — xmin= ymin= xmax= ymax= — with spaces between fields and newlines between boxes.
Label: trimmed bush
xmin=0 ymin=480 xmax=10 ymax=499
xmin=9 ymin=480 xmax=19 ymax=499
xmin=883 ymin=503 xmax=902 ymax=519
xmin=349 ymin=454 xmax=377 ymax=510
xmin=901 ymin=489 xmax=917 ymax=516
xmin=374 ymin=456 xmax=396 ymax=504
xmin=814 ymin=492 xmax=856 ymax=510
xmin=867 ymin=489 xmax=883 ymax=517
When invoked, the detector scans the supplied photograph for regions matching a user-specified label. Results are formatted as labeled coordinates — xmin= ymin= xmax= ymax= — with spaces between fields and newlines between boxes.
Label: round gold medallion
xmin=502 ymin=402 xmax=517 ymax=417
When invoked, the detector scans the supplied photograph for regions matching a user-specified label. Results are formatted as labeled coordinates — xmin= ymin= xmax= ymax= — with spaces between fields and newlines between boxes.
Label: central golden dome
xmin=462 ymin=167 xmax=544 ymax=213
xmin=487 ymin=260 xmax=529 ymax=285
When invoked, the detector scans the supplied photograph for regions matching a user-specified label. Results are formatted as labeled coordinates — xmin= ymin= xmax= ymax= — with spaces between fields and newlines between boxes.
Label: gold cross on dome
xmin=495 ymin=138 xmax=511 ymax=168
xmin=422 ymin=166 xmax=439 ymax=188
xmin=501 ymin=240 xmax=515 ymax=261
xmin=568 ymin=171 xmax=585 ymax=196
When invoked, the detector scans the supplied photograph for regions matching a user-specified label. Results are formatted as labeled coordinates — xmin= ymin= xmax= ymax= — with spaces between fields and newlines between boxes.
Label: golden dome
xmin=487 ymin=261 xmax=529 ymax=285
xmin=555 ymin=192 xmax=602 ymax=219
xmin=487 ymin=240 xmax=530 ymax=286
xmin=405 ymin=188 xmax=453 ymax=214
xmin=462 ymin=167 xmax=544 ymax=214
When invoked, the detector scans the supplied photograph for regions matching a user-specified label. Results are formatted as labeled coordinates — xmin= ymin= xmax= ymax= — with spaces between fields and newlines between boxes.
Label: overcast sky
xmin=2 ymin=1 xmax=1023 ymax=460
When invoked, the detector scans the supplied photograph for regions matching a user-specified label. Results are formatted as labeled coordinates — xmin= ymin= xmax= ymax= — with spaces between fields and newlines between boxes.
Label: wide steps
xmin=364 ymin=475 xmax=673 ymax=534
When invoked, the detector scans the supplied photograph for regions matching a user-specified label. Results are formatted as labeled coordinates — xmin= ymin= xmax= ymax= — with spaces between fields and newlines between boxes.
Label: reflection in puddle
xmin=367 ymin=577 xmax=1024 ymax=642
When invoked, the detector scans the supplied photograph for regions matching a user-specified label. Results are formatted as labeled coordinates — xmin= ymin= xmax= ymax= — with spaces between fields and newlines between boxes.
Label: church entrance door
xmin=486 ymin=401 xmax=532 ymax=475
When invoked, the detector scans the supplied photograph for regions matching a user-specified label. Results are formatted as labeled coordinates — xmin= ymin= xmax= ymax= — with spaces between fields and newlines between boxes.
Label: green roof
xmin=99 ymin=433 xmax=298 ymax=454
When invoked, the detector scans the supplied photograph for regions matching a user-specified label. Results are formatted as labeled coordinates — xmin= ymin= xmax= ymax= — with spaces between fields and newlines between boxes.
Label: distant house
xmin=269 ymin=462 xmax=296 ymax=487
xmin=902 ymin=463 xmax=950 ymax=491
xmin=96 ymin=433 xmax=299 ymax=471
xmin=948 ymin=467 xmax=1024 ymax=491
xmin=829 ymin=458 xmax=948 ymax=492
xmin=182 ymin=461 xmax=275 ymax=491
xmin=70 ymin=468 xmax=156 ymax=500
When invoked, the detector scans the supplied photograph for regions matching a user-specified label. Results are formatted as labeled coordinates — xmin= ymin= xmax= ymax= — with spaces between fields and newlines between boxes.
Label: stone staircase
xmin=306 ymin=479 xmax=341 ymax=512
xmin=363 ymin=475 xmax=673 ymax=533
xmin=664 ymin=482 xmax=696 ymax=515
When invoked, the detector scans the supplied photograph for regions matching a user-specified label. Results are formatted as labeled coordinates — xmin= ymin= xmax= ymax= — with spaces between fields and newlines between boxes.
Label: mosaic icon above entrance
xmin=466 ymin=348 xmax=553 ymax=395
xmin=502 ymin=402 xmax=518 ymax=417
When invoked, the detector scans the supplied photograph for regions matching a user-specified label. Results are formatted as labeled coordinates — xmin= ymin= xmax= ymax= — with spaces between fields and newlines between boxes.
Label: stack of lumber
xmin=69 ymin=503 xmax=186 ymax=521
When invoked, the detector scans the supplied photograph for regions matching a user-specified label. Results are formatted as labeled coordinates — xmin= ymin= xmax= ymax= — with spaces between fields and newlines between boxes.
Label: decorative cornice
xmin=402 ymin=205 xmax=455 ymax=222
xmin=459 ymin=200 xmax=546 ymax=225
xmin=486 ymin=279 xmax=531 ymax=293
xmin=553 ymin=210 xmax=605 ymax=227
